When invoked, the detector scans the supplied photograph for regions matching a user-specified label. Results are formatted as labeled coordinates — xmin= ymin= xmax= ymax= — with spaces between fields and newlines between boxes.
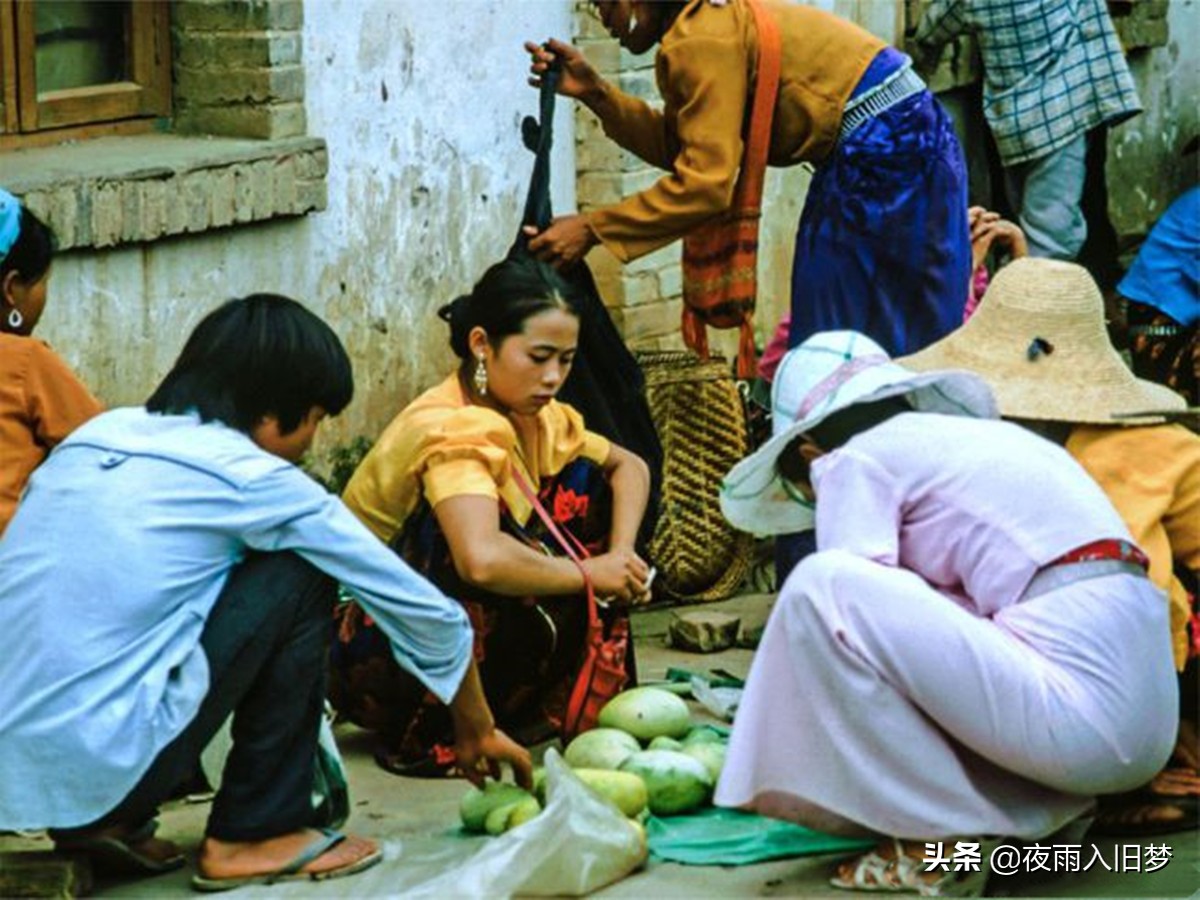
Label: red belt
xmin=1048 ymin=539 xmax=1150 ymax=572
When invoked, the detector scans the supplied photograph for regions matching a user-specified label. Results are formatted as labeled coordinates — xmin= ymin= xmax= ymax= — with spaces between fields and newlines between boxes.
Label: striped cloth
xmin=914 ymin=0 xmax=1141 ymax=166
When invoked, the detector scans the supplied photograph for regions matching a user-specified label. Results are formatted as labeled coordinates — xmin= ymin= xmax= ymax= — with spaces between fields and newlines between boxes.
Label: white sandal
xmin=831 ymin=837 xmax=993 ymax=897
xmin=900 ymin=838 xmax=995 ymax=898
xmin=830 ymin=838 xmax=921 ymax=893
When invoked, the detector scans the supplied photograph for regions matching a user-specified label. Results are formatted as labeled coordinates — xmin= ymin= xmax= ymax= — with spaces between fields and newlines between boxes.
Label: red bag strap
xmin=510 ymin=468 xmax=599 ymax=628
xmin=736 ymin=0 xmax=782 ymax=211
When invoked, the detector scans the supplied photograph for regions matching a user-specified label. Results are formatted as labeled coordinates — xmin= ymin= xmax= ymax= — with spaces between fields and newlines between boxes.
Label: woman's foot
xmin=196 ymin=829 xmax=379 ymax=882
xmin=51 ymin=821 xmax=185 ymax=875
xmin=831 ymin=838 xmax=990 ymax=896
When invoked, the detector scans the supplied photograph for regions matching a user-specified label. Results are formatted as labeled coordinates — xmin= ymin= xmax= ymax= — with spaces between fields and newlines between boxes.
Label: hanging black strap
xmin=514 ymin=51 xmax=561 ymax=248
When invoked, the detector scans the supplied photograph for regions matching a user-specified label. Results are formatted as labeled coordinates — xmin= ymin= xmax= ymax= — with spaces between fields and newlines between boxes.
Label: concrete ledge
xmin=3 ymin=133 xmax=328 ymax=251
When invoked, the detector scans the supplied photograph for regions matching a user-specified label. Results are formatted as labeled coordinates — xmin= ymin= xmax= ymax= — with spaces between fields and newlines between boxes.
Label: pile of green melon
xmin=460 ymin=686 xmax=729 ymax=835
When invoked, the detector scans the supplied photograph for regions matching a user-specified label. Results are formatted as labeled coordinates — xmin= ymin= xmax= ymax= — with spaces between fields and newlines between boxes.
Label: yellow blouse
xmin=586 ymin=0 xmax=885 ymax=262
xmin=343 ymin=374 xmax=611 ymax=545
xmin=1067 ymin=423 xmax=1200 ymax=670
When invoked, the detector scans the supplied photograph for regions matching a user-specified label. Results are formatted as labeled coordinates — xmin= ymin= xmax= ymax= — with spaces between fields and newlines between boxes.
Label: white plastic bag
xmin=221 ymin=750 xmax=648 ymax=899
xmin=403 ymin=748 xmax=647 ymax=898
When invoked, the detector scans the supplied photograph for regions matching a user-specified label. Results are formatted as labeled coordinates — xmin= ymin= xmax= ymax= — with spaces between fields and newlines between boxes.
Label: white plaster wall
xmin=39 ymin=0 xmax=577 ymax=456
xmin=1108 ymin=0 xmax=1199 ymax=252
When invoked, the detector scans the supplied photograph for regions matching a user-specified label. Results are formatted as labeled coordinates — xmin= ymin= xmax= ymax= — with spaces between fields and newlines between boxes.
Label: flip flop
xmin=1092 ymin=792 xmax=1199 ymax=837
xmin=52 ymin=819 xmax=186 ymax=876
xmin=829 ymin=839 xmax=919 ymax=893
xmin=190 ymin=828 xmax=383 ymax=893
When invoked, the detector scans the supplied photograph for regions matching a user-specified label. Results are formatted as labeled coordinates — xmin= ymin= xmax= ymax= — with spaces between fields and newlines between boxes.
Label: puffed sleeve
xmin=418 ymin=406 xmax=518 ymax=509
xmin=542 ymin=400 xmax=611 ymax=476
xmin=25 ymin=341 xmax=103 ymax=449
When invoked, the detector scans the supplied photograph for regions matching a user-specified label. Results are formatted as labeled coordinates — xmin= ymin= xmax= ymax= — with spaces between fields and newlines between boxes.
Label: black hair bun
xmin=439 ymin=293 xmax=473 ymax=358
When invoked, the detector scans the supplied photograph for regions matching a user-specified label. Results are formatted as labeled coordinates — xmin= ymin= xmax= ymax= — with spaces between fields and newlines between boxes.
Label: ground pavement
xmin=2 ymin=592 xmax=1196 ymax=898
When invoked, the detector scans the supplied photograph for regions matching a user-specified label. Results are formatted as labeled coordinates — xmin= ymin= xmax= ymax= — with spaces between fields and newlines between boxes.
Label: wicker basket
xmin=636 ymin=350 xmax=754 ymax=602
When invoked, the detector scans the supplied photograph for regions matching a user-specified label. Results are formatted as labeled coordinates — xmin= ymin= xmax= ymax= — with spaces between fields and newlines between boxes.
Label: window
xmin=1 ymin=1 xmax=169 ymax=147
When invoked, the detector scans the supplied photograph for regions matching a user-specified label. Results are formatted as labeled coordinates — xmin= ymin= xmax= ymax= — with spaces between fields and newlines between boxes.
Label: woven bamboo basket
xmin=636 ymin=350 xmax=754 ymax=602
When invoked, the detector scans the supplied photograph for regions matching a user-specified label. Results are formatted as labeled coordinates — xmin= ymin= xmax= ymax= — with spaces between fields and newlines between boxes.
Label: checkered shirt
xmin=914 ymin=0 xmax=1142 ymax=166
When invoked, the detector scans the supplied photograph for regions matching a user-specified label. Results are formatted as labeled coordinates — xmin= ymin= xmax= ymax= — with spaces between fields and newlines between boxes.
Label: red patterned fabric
xmin=1048 ymin=539 xmax=1150 ymax=571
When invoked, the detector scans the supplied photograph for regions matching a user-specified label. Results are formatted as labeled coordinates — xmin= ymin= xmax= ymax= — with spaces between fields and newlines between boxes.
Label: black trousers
xmin=64 ymin=552 xmax=335 ymax=842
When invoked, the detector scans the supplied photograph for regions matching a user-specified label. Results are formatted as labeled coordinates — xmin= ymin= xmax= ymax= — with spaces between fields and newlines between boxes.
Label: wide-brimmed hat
xmin=901 ymin=258 xmax=1186 ymax=424
xmin=719 ymin=330 xmax=997 ymax=536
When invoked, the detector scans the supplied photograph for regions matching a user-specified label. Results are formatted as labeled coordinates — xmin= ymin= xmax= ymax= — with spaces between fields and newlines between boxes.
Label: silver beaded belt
xmin=839 ymin=64 xmax=927 ymax=142
xmin=1129 ymin=323 xmax=1187 ymax=338
xmin=1023 ymin=558 xmax=1147 ymax=601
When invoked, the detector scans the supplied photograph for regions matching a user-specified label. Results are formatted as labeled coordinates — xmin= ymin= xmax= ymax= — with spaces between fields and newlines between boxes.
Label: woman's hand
xmin=524 ymin=214 xmax=599 ymax=269
xmin=581 ymin=546 xmax=651 ymax=604
xmin=525 ymin=38 xmax=603 ymax=104
xmin=449 ymin=660 xmax=534 ymax=789
xmin=454 ymin=726 xmax=534 ymax=790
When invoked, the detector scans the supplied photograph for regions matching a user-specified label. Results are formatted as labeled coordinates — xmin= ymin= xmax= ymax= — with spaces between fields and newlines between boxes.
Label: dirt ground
xmin=2 ymin=591 xmax=1196 ymax=898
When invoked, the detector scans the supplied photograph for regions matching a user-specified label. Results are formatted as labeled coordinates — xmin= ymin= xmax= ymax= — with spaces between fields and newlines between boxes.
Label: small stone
xmin=668 ymin=611 xmax=741 ymax=653
xmin=737 ymin=621 xmax=766 ymax=649
xmin=0 ymin=851 xmax=93 ymax=898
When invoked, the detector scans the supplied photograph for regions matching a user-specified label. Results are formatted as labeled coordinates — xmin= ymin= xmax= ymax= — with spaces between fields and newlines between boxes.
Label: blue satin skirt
xmin=788 ymin=90 xmax=970 ymax=356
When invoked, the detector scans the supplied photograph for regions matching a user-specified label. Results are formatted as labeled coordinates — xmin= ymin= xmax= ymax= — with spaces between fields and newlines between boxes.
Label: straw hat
xmin=901 ymin=258 xmax=1186 ymax=424
xmin=719 ymin=330 xmax=997 ymax=536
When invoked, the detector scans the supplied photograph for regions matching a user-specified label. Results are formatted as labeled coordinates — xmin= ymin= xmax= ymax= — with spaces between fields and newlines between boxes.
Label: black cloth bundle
xmin=508 ymin=60 xmax=663 ymax=544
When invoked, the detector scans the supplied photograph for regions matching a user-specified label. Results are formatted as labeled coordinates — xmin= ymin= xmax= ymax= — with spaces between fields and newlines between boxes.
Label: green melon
xmin=618 ymin=749 xmax=713 ymax=816
xmin=460 ymin=782 xmax=536 ymax=833
xmin=563 ymin=727 xmax=642 ymax=770
xmin=682 ymin=741 xmax=727 ymax=782
xmin=648 ymin=735 xmax=684 ymax=751
xmin=598 ymin=687 xmax=692 ymax=742
xmin=570 ymin=767 xmax=650 ymax=818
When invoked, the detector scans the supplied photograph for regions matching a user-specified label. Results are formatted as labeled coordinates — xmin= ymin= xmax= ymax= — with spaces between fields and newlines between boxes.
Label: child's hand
xmin=970 ymin=211 xmax=1027 ymax=270
xmin=968 ymin=206 xmax=1000 ymax=240
xmin=988 ymin=219 xmax=1028 ymax=260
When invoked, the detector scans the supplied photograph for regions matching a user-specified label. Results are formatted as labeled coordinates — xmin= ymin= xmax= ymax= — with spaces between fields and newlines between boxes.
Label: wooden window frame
xmin=1 ymin=1 xmax=170 ymax=147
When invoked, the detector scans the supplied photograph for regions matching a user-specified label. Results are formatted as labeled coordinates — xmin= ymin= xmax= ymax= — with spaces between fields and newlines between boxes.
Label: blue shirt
xmin=915 ymin=0 xmax=1141 ymax=166
xmin=1118 ymin=187 xmax=1200 ymax=328
xmin=0 ymin=408 xmax=473 ymax=829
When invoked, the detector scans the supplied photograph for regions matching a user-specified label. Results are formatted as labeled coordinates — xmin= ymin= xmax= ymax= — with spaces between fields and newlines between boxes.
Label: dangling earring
xmin=473 ymin=355 xmax=488 ymax=396
xmin=6 ymin=308 xmax=22 ymax=331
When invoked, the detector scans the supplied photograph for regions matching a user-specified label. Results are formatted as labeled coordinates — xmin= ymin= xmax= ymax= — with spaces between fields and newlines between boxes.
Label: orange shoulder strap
xmin=736 ymin=0 xmax=782 ymax=211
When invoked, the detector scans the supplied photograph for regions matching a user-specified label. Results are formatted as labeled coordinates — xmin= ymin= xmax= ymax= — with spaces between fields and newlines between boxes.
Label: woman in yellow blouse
xmin=525 ymin=0 xmax=970 ymax=358
xmin=335 ymin=255 xmax=651 ymax=776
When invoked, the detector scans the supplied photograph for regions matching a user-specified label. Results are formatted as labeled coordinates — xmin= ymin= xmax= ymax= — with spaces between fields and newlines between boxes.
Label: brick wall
xmin=172 ymin=0 xmax=307 ymax=139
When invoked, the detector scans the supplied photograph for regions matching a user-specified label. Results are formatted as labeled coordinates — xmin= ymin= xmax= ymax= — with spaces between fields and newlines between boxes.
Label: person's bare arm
xmin=448 ymin=659 xmax=533 ymax=788
xmin=434 ymin=494 xmax=648 ymax=602
xmin=603 ymin=443 xmax=651 ymax=553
